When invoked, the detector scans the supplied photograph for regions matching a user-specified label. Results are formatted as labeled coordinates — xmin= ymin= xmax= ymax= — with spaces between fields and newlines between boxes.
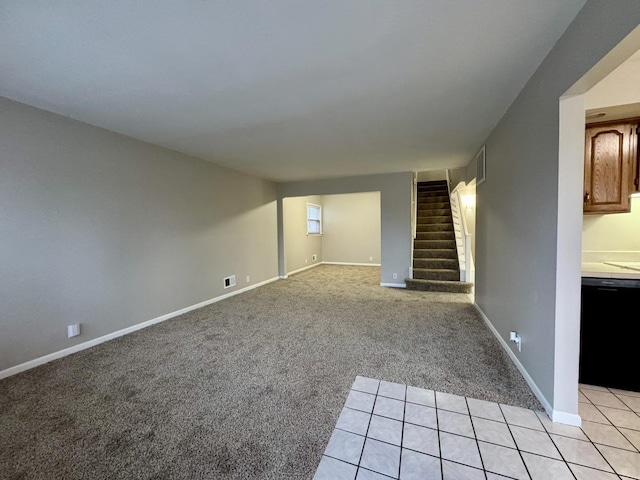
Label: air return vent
xmin=223 ymin=275 xmax=236 ymax=289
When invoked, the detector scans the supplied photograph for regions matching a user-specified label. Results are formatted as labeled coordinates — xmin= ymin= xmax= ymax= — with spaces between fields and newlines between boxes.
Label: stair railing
xmin=410 ymin=172 xmax=417 ymax=279
xmin=450 ymin=185 xmax=474 ymax=282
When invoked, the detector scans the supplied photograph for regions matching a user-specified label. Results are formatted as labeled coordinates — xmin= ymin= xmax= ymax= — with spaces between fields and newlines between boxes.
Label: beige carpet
xmin=0 ymin=265 xmax=540 ymax=480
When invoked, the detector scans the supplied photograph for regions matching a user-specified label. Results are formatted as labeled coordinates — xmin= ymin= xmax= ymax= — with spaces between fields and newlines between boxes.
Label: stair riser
xmin=418 ymin=191 xmax=449 ymax=198
xmin=417 ymin=216 xmax=452 ymax=225
xmin=418 ymin=209 xmax=450 ymax=217
xmin=418 ymin=194 xmax=449 ymax=201
xmin=417 ymin=202 xmax=449 ymax=210
xmin=413 ymin=270 xmax=459 ymax=281
xmin=405 ymin=279 xmax=473 ymax=294
xmin=413 ymin=249 xmax=457 ymax=259
xmin=416 ymin=224 xmax=453 ymax=233
xmin=414 ymin=240 xmax=456 ymax=249
xmin=417 ymin=196 xmax=448 ymax=201
xmin=415 ymin=232 xmax=454 ymax=240
xmin=413 ymin=259 xmax=459 ymax=269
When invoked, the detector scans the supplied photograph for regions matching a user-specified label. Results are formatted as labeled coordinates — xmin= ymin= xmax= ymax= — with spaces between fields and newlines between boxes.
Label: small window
xmin=307 ymin=203 xmax=322 ymax=235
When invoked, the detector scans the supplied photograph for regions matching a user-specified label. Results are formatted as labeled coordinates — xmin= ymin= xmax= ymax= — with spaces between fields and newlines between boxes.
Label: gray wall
xmin=322 ymin=192 xmax=381 ymax=265
xmin=417 ymin=170 xmax=446 ymax=183
xmin=0 ymin=96 xmax=278 ymax=372
xmin=278 ymin=173 xmax=412 ymax=285
xmin=283 ymin=195 xmax=323 ymax=273
xmin=476 ymin=0 xmax=640 ymax=413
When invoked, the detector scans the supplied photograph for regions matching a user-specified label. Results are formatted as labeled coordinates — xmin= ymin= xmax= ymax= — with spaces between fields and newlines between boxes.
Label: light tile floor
xmin=313 ymin=378 xmax=640 ymax=480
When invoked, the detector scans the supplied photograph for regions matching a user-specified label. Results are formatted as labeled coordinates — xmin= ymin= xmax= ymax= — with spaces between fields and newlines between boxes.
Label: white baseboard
xmin=0 ymin=276 xmax=280 ymax=380
xmin=474 ymin=303 xmax=581 ymax=426
xmin=381 ymin=283 xmax=406 ymax=288
xmin=473 ymin=304 xmax=554 ymax=420
xmin=552 ymin=410 xmax=582 ymax=426
xmin=322 ymin=261 xmax=381 ymax=267
xmin=286 ymin=262 xmax=322 ymax=276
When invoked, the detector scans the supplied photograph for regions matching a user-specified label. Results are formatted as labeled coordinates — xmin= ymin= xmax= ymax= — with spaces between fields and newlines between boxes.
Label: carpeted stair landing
xmin=405 ymin=180 xmax=474 ymax=294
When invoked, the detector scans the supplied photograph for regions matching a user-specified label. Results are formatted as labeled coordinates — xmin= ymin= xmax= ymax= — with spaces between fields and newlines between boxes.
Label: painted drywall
xmin=321 ymin=192 xmax=381 ymax=264
xmin=283 ymin=196 xmax=323 ymax=274
xmin=583 ymin=198 xmax=640 ymax=251
xmin=448 ymin=167 xmax=466 ymax=189
xmin=0 ymin=96 xmax=278 ymax=372
xmin=586 ymin=49 xmax=640 ymax=109
xmin=278 ymin=173 xmax=412 ymax=285
xmin=417 ymin=170 xmax=447 ymax=183
xmin=476 ymin=0 xmax=640 ymax=419
xmin=465 ymin=156 xmax=478 ymax=185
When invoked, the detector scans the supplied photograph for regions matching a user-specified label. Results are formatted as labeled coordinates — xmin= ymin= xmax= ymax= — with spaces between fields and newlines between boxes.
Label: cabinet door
xmin=635 ymin=125 xmax=640 ymax=193
xmin=584 ymin=121 xmax=636 ymax=214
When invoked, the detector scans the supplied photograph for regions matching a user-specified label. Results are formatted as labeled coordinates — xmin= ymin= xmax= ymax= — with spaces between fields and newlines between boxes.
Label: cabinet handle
xmin=584 ymin=192 xmax=590 ymax=204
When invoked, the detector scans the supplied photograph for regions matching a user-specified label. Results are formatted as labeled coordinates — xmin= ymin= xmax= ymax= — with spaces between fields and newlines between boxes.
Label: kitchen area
xmin=580 ymin=49 xmax=640 ymax=396
xmin=580 ymin=118 xmax=640 ymax=393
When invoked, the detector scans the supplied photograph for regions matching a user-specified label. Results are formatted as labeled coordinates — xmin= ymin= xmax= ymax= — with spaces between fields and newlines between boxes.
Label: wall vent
xmin=223 ymin=275 xmax=236 ymax=289
xmin=476 ymin=145 xmax=486 ymax=185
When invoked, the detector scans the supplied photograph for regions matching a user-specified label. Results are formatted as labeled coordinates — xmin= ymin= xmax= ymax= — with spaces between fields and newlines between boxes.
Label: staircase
xmin=405 ymin=180 xmax=474 ymax=294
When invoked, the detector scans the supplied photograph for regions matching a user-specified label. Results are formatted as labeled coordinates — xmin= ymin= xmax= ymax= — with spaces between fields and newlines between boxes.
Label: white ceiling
xmin=0 ymin=1 xmax=586 ymax=181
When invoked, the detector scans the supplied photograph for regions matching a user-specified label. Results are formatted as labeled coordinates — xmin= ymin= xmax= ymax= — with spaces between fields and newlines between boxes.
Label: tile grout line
xmin=607 ymin=388 xmax=640 ymax=454
xmin=544 ymin=434 xmax=625 ymax=479
xmin=550 ymin=400 xmax=623 ymax=478
xmin=536 ymin=416 xmax=579 ymax=480
xmin=354 ymin=381 xmax=380 ymax=478
xmin=590 ymin=400 xmax=640 ymax=449
xmin=434 ymin=391 xmax=444 ymax=480
xmin=397 ymin=385 xmax=407 ymax=480
xmin=499 ymin=403 xmax=534 ymax=480
xmin=464 ymin=396 xmax=488 ymax=479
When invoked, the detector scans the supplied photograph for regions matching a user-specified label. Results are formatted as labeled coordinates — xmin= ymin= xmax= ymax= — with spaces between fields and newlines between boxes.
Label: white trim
xmin=551 ymin=410 xmax=582 ymax=426
xmin=279 ymin=275 xmax=289 ymax=279
xmin=380 ymin=282 xmax=406 ymax=288
xmin=0 ymin=276 xmax=280 ymax=380
xmin=286 ymin=262 xmax=322 ymax=276
xmin=322 ymin=261 xmax=381 ymax=267
xmin=306 ymin=202 xmax=322 ymax=235
xmin=474 ymin=303 xmax=581 ymax=426
xmin=473 ymin=304 xmax=554 ymax=419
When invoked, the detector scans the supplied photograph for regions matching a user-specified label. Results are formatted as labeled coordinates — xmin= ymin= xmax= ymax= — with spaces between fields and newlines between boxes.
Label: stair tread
xmin=405 ymin=278 xmax=474 ymax=293
xmin=413 ymin=248 xmax=456 ymax=252
xmin=405 ymin=278 xmax=473 ymax=284
xmin=413 ymin=268 xmax=459 ymax=272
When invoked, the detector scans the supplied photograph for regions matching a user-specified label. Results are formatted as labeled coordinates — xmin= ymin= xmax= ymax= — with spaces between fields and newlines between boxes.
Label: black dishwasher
xmin=580 ymin=277 xmax=640 ymax=392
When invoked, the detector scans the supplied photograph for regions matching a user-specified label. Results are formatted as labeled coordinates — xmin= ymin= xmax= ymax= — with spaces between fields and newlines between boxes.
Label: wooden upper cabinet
xmin=584 ymin=120 xmax=638 ymax=214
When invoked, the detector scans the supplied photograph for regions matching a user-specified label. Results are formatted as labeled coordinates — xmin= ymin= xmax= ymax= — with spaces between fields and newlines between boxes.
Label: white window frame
xmin=306 ymin=203 xmax=322 ymax=236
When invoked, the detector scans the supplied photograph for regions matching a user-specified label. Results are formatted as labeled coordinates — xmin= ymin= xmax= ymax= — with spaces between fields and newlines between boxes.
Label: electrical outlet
xmin=509 ymin=331 xmax=522 ymax=352
xmin=369 ymin=256 xmax=373 ymax=261
xmin=67 ymin=323 xmax=80 ymax=338
xmin=393 ymin=273 xmax=398 ymax=279
xmin=305 ymin=259 xmax=308 ymax=264
xmin=246 ymin=275 xmax=250 ymax=283
xmin=312 ymin=254 xmax=317 ymax=261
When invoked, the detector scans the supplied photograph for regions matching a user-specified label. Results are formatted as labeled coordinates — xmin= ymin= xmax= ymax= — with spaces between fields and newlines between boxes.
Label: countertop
xmin=582 ymin=262 xmax=640 ymax=279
